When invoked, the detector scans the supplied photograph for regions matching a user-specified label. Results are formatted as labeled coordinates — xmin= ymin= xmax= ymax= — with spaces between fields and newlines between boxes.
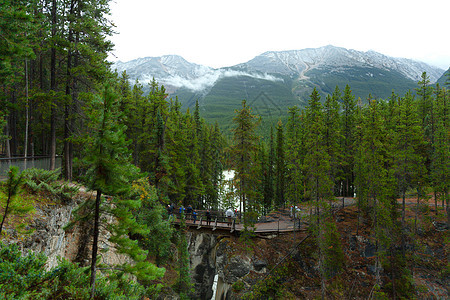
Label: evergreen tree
xmin=354 ymin=99 xmax=404 ymax=294
xmin=324 ymin=90 xmax=342 ymax=198
xmin=79 ymin=84 xmax=163 ymax=297
xmin=274 ymin=120 xmax=286 ymax=208
xmin=340 ymin=84 xmax=356 ymax=197
xmin=231 ymin=100 xmax=260 ymax=227
xmin=392 ymin=92 xmax=427 ymax=255
xmin=303 ymin=88 xmax=332 ymax=208
xmin=285 ymin=106 xmax=304 ymax=205
xmin=0 ymin=167 xmax=32 ymax=237
xmin=263 ymin=127 xmax=275 ymax=212
xmin=416 ymin=72 xmax=434 ymax=137
xmin=430 ymin=86 xmax=449 ymax=224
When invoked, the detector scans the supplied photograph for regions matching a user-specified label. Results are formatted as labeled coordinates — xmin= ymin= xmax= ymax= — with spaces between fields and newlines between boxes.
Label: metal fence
xmin=0 ymin=156 xmax=62 ymax=179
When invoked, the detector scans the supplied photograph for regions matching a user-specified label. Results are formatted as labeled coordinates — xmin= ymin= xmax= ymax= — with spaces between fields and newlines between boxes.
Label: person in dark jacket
xmin=193 ymin=210 xmax=197 ymax=223
xmin=206 ymin=209 xmax=211 ymax=225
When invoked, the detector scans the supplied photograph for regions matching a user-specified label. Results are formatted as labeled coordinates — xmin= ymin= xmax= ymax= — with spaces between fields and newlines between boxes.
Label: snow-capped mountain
xmin=112 ymin=46 xmax=446 ymax=129
xmin=113 ymin=55 xmax=283 ymax=93
xmin=237 ymin=45 xmax=442 ymax=82
xmin=112 ymin=46 xmax=444 ymax=94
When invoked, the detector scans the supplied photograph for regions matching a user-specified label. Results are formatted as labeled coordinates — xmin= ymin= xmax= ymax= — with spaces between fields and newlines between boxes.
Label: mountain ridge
xmin=112 ymin=45 xmax=446 ymax=133
xmin=113 ymin=45 xmax=445 ymax=88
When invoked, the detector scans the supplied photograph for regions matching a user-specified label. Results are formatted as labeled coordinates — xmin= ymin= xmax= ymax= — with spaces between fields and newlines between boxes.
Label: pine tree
xmin=416 ymin=72 xmax=434 ymax=136
xmin=324 ymin=89 xmax=342 ymax=199
xmin=80 ymin=84 xmax=163 ymax=297
xmin=340 ymin=85 xmax=356 ymax=197
xmin=304 ymin=88 xmax=332 ymax=209
xmin=274 ymin=120 xmax=286 ymax=208
xmin=354 ymin=99 xmax=403 ymax=293
xmin=431 ymin=86 xmax=449 ymax=224
xmin=0 ymin=167 xmax=32 ymax=237
xmin=392 ymin=92 xmax=427 ymax=255
xmin=285 ymin=106 xmax=304 ymax=205
xmin=231 ymin=100 xmax=260 ymax=227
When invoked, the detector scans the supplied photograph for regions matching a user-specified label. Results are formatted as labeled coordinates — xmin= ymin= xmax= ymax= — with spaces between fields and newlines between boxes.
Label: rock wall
xmin=214 ymin=239 xmax=267 ymax=300
xmin=187 ymin=232 xmax=217 ymax=299
xmin=5 ymin=195 xmax=130 ymax=270
xmin=185 ymin=233 xmax=269 ymax=300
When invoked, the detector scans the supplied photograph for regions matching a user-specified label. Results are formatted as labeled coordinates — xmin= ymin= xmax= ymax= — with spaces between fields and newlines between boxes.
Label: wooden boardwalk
xmin=171 ymin=211 xmax=304 ymax=235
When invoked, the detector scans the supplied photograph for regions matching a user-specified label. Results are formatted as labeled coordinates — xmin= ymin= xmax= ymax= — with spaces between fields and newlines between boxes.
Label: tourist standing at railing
xmin=179 ymin=205 xmax=185 ymax=219
xmin=192 ymin=210 xmax=197 ymax=224
xmin=225 ymin=208 xmax=234 ymax=226
xmin=167 ymin=205 xmax=171 ymax=220
xmin=186 ymin=205 xmax=193 ymax=219
xmin=206 ymin=209 xmax=211 ymax=225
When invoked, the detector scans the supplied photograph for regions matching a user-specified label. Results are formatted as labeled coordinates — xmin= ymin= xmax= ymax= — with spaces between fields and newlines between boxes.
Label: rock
xmin=363 ymin=242 xmax=376 ymax=258
xmin=4 ymin=195 xmax=130 ymax=271
xmin=253 ymin=259 xmax=267 ymax=272
xmin=226 ymin=256 xmax=251 ymax=281
xmin=187 ymin=232 xmax=216 ymax=300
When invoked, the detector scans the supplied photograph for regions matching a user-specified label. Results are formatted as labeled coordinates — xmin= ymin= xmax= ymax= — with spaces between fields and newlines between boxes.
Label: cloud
xmin=159 ymin=69 xmax=284 ymax=92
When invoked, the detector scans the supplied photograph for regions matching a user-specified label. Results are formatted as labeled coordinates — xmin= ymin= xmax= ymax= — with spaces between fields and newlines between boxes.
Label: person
xmin=225 ymin=208 xmax=234 ymax=226
xmin=192 ymin=210 xmax=197 ymax=224
xmin=294 ymin=206 xmax=301 ymax=219
xmin=186 ymin=204 xmax=193 ymax=216
xmin=179 ymin=205 xmax=185 ymax=219
xmin=206 ymin=209 xmax=211 ymax=225
xmin=167 ymin=204 xmax=174 ymax=221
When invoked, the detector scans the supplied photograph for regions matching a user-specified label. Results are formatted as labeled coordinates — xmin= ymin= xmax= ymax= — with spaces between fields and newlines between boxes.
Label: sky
xmin=108 ymin=0 xmax=450 ymax=70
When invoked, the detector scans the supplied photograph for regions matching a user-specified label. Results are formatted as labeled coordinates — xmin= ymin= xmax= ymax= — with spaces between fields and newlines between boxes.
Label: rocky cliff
xmin=3 ymin=192 xmax=130 ymax=270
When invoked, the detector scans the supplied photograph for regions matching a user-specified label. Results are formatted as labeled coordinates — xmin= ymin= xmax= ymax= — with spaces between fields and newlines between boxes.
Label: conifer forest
xmin=0 ymin=1 xmax=448 ymax=299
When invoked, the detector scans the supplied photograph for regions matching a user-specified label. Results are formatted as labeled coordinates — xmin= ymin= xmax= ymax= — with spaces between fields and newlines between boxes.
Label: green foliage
xmin=175 ymin=220 xmax=193 ymax=300
xmin=194 ymin=75 xmax=296 ymax=137
xmin=231 ymin=100 xmax=261 ymax=228
xmin=321 ymin=221 xmax=345 ymax=279
xmin=132 ymin=178 xmax=173 ymax=265
xmin=22 ymin=168 xmax=78 ymax=203
xmin=0 ymin=166 xmax=33 ymax=237
xmin=242 ymin=261 xmax=298 ymax=300
xmin=274 ymin=120 xmax=286 ymax=207
xmin=0 ymin=242 xmax=147 ymax=299
xmin=232 ymin=280 xmax=245 ymax=292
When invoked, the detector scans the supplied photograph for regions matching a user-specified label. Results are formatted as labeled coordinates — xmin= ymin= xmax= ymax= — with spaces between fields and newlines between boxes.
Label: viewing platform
xmin=170 ymin=210 xmax=304 ymax=236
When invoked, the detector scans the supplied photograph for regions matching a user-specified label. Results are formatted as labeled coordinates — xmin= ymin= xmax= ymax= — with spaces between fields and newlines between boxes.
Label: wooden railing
xmin=170 ymin=211 xmax=239 ymax=233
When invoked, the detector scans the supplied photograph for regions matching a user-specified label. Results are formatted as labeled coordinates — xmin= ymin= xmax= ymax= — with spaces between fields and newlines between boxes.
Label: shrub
xmin=22 ymin=168 xmax=78 ymax=203
xmin=0 ymin=242 xmax=148 ymax=299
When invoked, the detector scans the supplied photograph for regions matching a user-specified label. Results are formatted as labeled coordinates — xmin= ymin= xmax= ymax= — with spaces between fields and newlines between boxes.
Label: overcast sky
xmin=108 ymin=0 xmax=450 ymax=70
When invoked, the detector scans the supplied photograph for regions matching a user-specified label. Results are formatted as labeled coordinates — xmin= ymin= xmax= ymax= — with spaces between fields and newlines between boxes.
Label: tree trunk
xmin=90 ymin=189 xmax=102 ymax=298
xmin=49 ymin=0 xmax=57 ymax=170
xmin=9 ymin=90 xmax=17 ymax=156
xmin=401 ymin=189 xmax=406 ymax=257
xmin=434 ymin=191 xmax=438 ymax=215
xmin=0 ymin=192 xmax=12 ymax=236
xmin=24 ymin=59 xmax=29 ymax=169
xmin=63 ymin=0 xmax=76 ymax=181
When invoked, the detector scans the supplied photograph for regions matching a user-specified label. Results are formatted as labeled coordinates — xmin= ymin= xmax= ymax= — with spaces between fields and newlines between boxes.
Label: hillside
xmin=112 ymin=45 xmax=445 ymax=132
xmin=437 ymin=68 xmax=450 ymax=86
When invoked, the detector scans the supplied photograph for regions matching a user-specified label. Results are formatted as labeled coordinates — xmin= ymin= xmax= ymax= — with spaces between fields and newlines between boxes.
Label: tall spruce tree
xmin=340 ymin=84 xmax=356 ymax=197
xmin=80 ymin=84 xmax=163 ymax=297
xmin=304 ymin=88 xmax=332 ymax=209
xmin=392 ymin=92 xmax=427 ymax=255
xmin=285 ymin=106 xmax=304 ymax=205
xmin=431 ymin=85 xmax=449 ymax=224
xmin=324 ymin=90 xmax=342 ymax=199
xmin=274 ymin=120 xmax=286 ymax=208
xmin=231 ymin=100 xmax=260 ymax=227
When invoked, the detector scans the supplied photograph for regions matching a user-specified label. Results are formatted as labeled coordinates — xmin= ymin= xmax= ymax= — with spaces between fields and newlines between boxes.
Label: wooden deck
xmin=170 ymin=212 xmax=304 ymax=235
